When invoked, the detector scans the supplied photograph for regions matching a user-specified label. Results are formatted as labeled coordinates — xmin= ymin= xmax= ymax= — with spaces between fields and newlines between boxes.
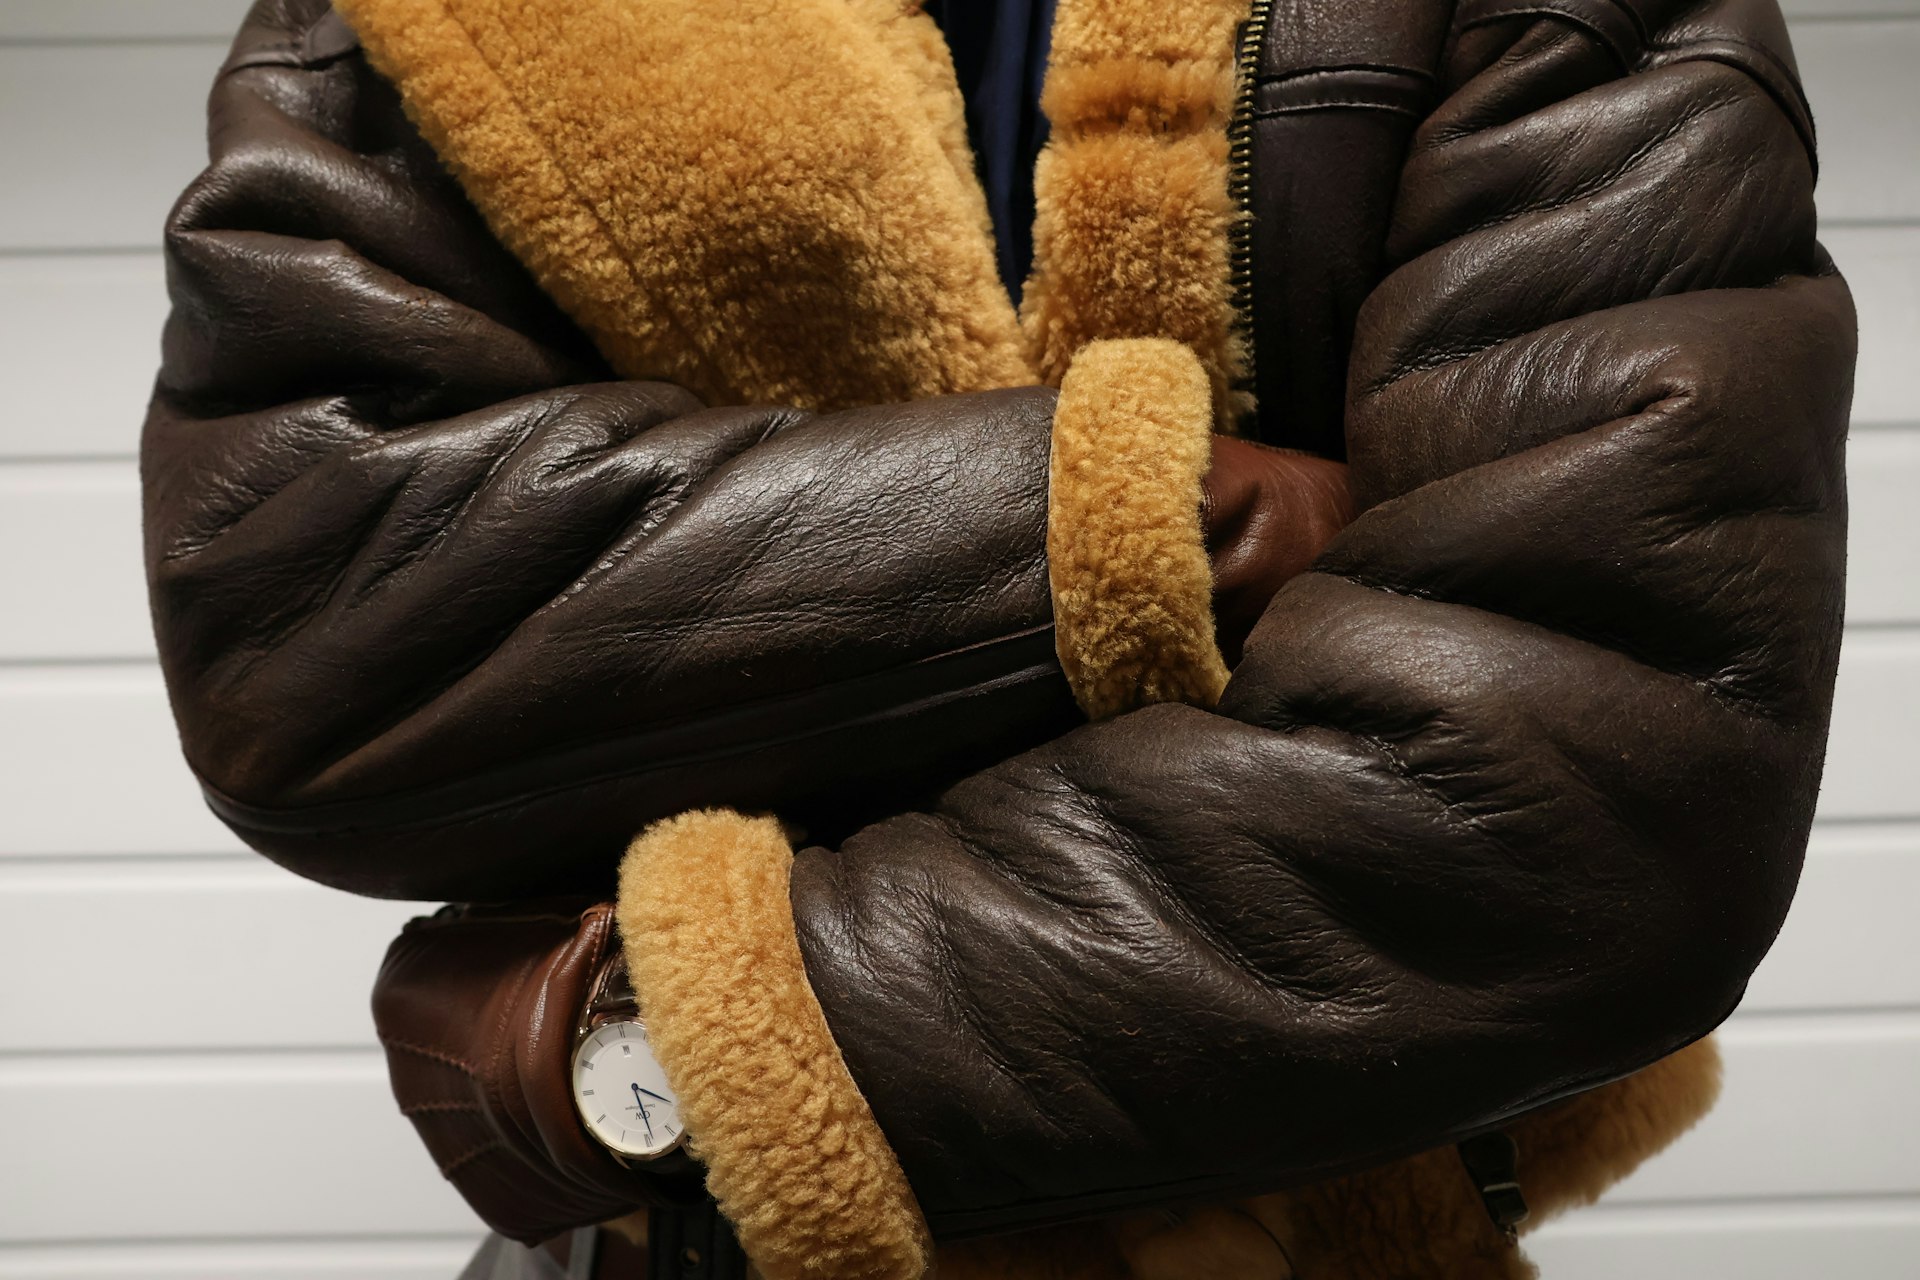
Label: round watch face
xmin=570 ymin=1019 xmax=685 ymax=1158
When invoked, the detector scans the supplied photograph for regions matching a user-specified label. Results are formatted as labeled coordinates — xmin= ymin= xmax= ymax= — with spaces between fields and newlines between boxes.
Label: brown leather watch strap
xmin=580 ymin=949 xmax=641 ymax=1033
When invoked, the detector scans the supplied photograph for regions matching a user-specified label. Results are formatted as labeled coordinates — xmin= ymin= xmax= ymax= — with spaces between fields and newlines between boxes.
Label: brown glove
xmin=371 ymin=900 xmax=706 ymax=1245
xmin=1201 ymin=435 xmax=1355 ymax=666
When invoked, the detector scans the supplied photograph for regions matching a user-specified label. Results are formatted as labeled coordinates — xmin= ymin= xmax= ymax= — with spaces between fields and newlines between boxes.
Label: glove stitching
xmin=382 ymin=1035 xmax=482 ymax=1076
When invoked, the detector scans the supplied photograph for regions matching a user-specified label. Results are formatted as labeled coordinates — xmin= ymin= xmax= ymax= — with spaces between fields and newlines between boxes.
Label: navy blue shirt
xmin=923 ymin=0 xmax=1058 ymax=299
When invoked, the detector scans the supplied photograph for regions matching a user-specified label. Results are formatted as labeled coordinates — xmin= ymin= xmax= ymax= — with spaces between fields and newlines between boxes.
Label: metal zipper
xmin=1226 ymin=0 xmax=1277 ymax=375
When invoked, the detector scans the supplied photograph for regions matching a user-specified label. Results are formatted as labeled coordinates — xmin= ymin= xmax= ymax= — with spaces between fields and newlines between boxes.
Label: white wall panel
xmin=0 ymin=2 xmax=252 ymax=41
xmin=1846 ymin=431 xmax=1920 ymax=622
xmin=1796 ymin=20 xmax=1920 ymax=225
xmin=0 ymin=42 xmax=223 ymax=251
xmin=0 ymin=1052 xmax=475 ymax=1241
xmin=1827 ymin=226 xmax=1920 ymax=428
xmin=0 ymin=665 xmax=243 ymax=857
xmin=0 ymin=1238 xmax=483 ymax=1280
xmin=1602 ymin=1011 xmax=1920 ymax=1204
xmin=1529 ymin=1198 xmax=1920 ymax=1280
xmin=1741 ymin=822 xmax=1920 ymax=1012
xmin=0 ymin=859 xmax=423 ymax=1052
xmin=1792 ymin=0 xmax=1920 ymax=12
xmin=0 ymin=465 xmax=147 ymax=661
xmin=0 ymin=254 xmax=165 ymax=459
xmin=1816 ymin=629 xmax=1920 ymax=821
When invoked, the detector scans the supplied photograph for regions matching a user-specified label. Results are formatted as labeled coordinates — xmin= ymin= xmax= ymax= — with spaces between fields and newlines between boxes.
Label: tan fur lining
xmin=1021 ymin=0 xmax=1251 ymax=426
xmin=1048 ymin=339 xmax=1229 ymax=719
xmin=333 ymin=0 xmax=1033 ymax=410
xmin=616 ymin=810 xmax=930 ymax=1280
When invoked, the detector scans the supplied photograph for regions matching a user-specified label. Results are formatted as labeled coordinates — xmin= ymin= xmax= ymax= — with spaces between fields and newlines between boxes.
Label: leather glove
xmin=1201 ymin=435 xmax=1355 ymax=666
xmin=371 ymin=900 xmax=706 ymax=1245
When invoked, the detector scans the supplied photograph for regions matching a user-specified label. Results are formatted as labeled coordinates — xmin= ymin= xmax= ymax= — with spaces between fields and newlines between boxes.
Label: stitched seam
xmin=402 ymin=1099 xmax=488 ymax=1116
xmin=1456 ymin=3 xmax=1634 ymax=74
xmin=382 ymin=1036 xmax=482 ymax=1076
xmin=1251 ymin=100 xmax=1424 ymax=119
xmin=1251 ymin=63 xmax=1436 ymax=88
xmin=438 ymin=1137 xmax=507 ymax=1177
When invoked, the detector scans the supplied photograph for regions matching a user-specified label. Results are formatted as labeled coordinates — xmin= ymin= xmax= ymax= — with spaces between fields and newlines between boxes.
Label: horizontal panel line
xmin=0 ymin=453 xmax=140 ymax=467
xmin=0 ymin=1043 xmax=385 ymax=1074
xmin=0 ymin=851 xmax=251 ymax=868
xmin=1599 ymin=1188 xmax=1920 ymax=1213
xmin=0 ymin=36 xmax=232 ymax=51
xmin=1835 ymin=618 xmax=1920 ymax=633
xmin=0 ymin=244 xmax=165 ymax=260
xmin=1569 ymin=1194 xmax=1920 ymax=1223
xmin=0 ymin=656 xmax=159 ymax=672
xmin=0 ymin=1233 xmax=481 ymax=1253
xmin=1824 ymin=216 xmax=1920 ymax=229
xmin=1728 ymin=1001 xmax=1920 ymax=1021
xmin=1788 ymin=13 xmax=1920 ymax=25
xmin=0 ymin=658 xmax=158 ymax=673
xmin=0 ymin=1045 xmax=383 ymax=1064
xmin=1813 ymin=812 xmax=1920 ymax=828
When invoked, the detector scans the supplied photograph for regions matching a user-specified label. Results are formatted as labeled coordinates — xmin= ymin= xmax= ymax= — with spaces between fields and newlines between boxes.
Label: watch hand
xmin=637 ymin=1087 xmax=672 ymax=1105
xmin=630 ymin=1082 xmax=655 ymax=1141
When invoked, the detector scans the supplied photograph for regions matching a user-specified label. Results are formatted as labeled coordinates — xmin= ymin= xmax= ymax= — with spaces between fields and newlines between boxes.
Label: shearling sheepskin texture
xmin=1020 ymin=0 xmax=1251 ymax=427
xmin=332 ymin=0 xmax=1034 ymax=410
xmin=341 ymin=0 xmax=1730 ymax=1273
xmin=1048 ymin=339 xmax=1230 ymax=718
xmin=616 ymin=810 xmax=930 ymax=1280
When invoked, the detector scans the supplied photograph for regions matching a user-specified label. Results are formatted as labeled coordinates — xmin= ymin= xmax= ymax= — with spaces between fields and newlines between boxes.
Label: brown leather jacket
xmin=145 ymin=0 xmax=1853 ymax=1274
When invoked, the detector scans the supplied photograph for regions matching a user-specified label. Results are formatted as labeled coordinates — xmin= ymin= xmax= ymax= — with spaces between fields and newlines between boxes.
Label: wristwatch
xmin=571 ymin=951 xmax=689 ymax=1164
xmin=569 ymin=938 xmax=751 ymax=1278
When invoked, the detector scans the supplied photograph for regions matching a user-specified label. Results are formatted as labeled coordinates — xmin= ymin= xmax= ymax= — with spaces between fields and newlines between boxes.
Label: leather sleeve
xmin=616 ymin=0 xmax=1854 ymax=1252
xmin=141 ymin=2 xmax=1077 ymax=902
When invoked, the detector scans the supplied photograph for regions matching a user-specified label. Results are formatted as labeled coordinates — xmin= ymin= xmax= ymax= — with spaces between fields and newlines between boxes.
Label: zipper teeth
xmin=1227 ymin=0 xmax=1275 ymax=362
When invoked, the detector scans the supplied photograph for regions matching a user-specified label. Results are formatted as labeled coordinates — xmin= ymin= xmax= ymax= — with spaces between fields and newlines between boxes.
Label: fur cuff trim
xmin=616 ymin=810 xmax=931 ymax=1280
xmin=1048 ymin=339 xmax=1229 ymax=719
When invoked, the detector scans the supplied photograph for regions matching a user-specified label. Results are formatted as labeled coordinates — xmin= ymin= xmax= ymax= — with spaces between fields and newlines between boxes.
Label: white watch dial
xmin=571 ymin=1020 xmax=685 ymax=1158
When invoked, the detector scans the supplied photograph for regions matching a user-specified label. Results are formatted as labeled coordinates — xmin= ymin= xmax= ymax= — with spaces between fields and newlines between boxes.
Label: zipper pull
xmin=1458 ymin=1129 xmax=1530 ymax=1244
